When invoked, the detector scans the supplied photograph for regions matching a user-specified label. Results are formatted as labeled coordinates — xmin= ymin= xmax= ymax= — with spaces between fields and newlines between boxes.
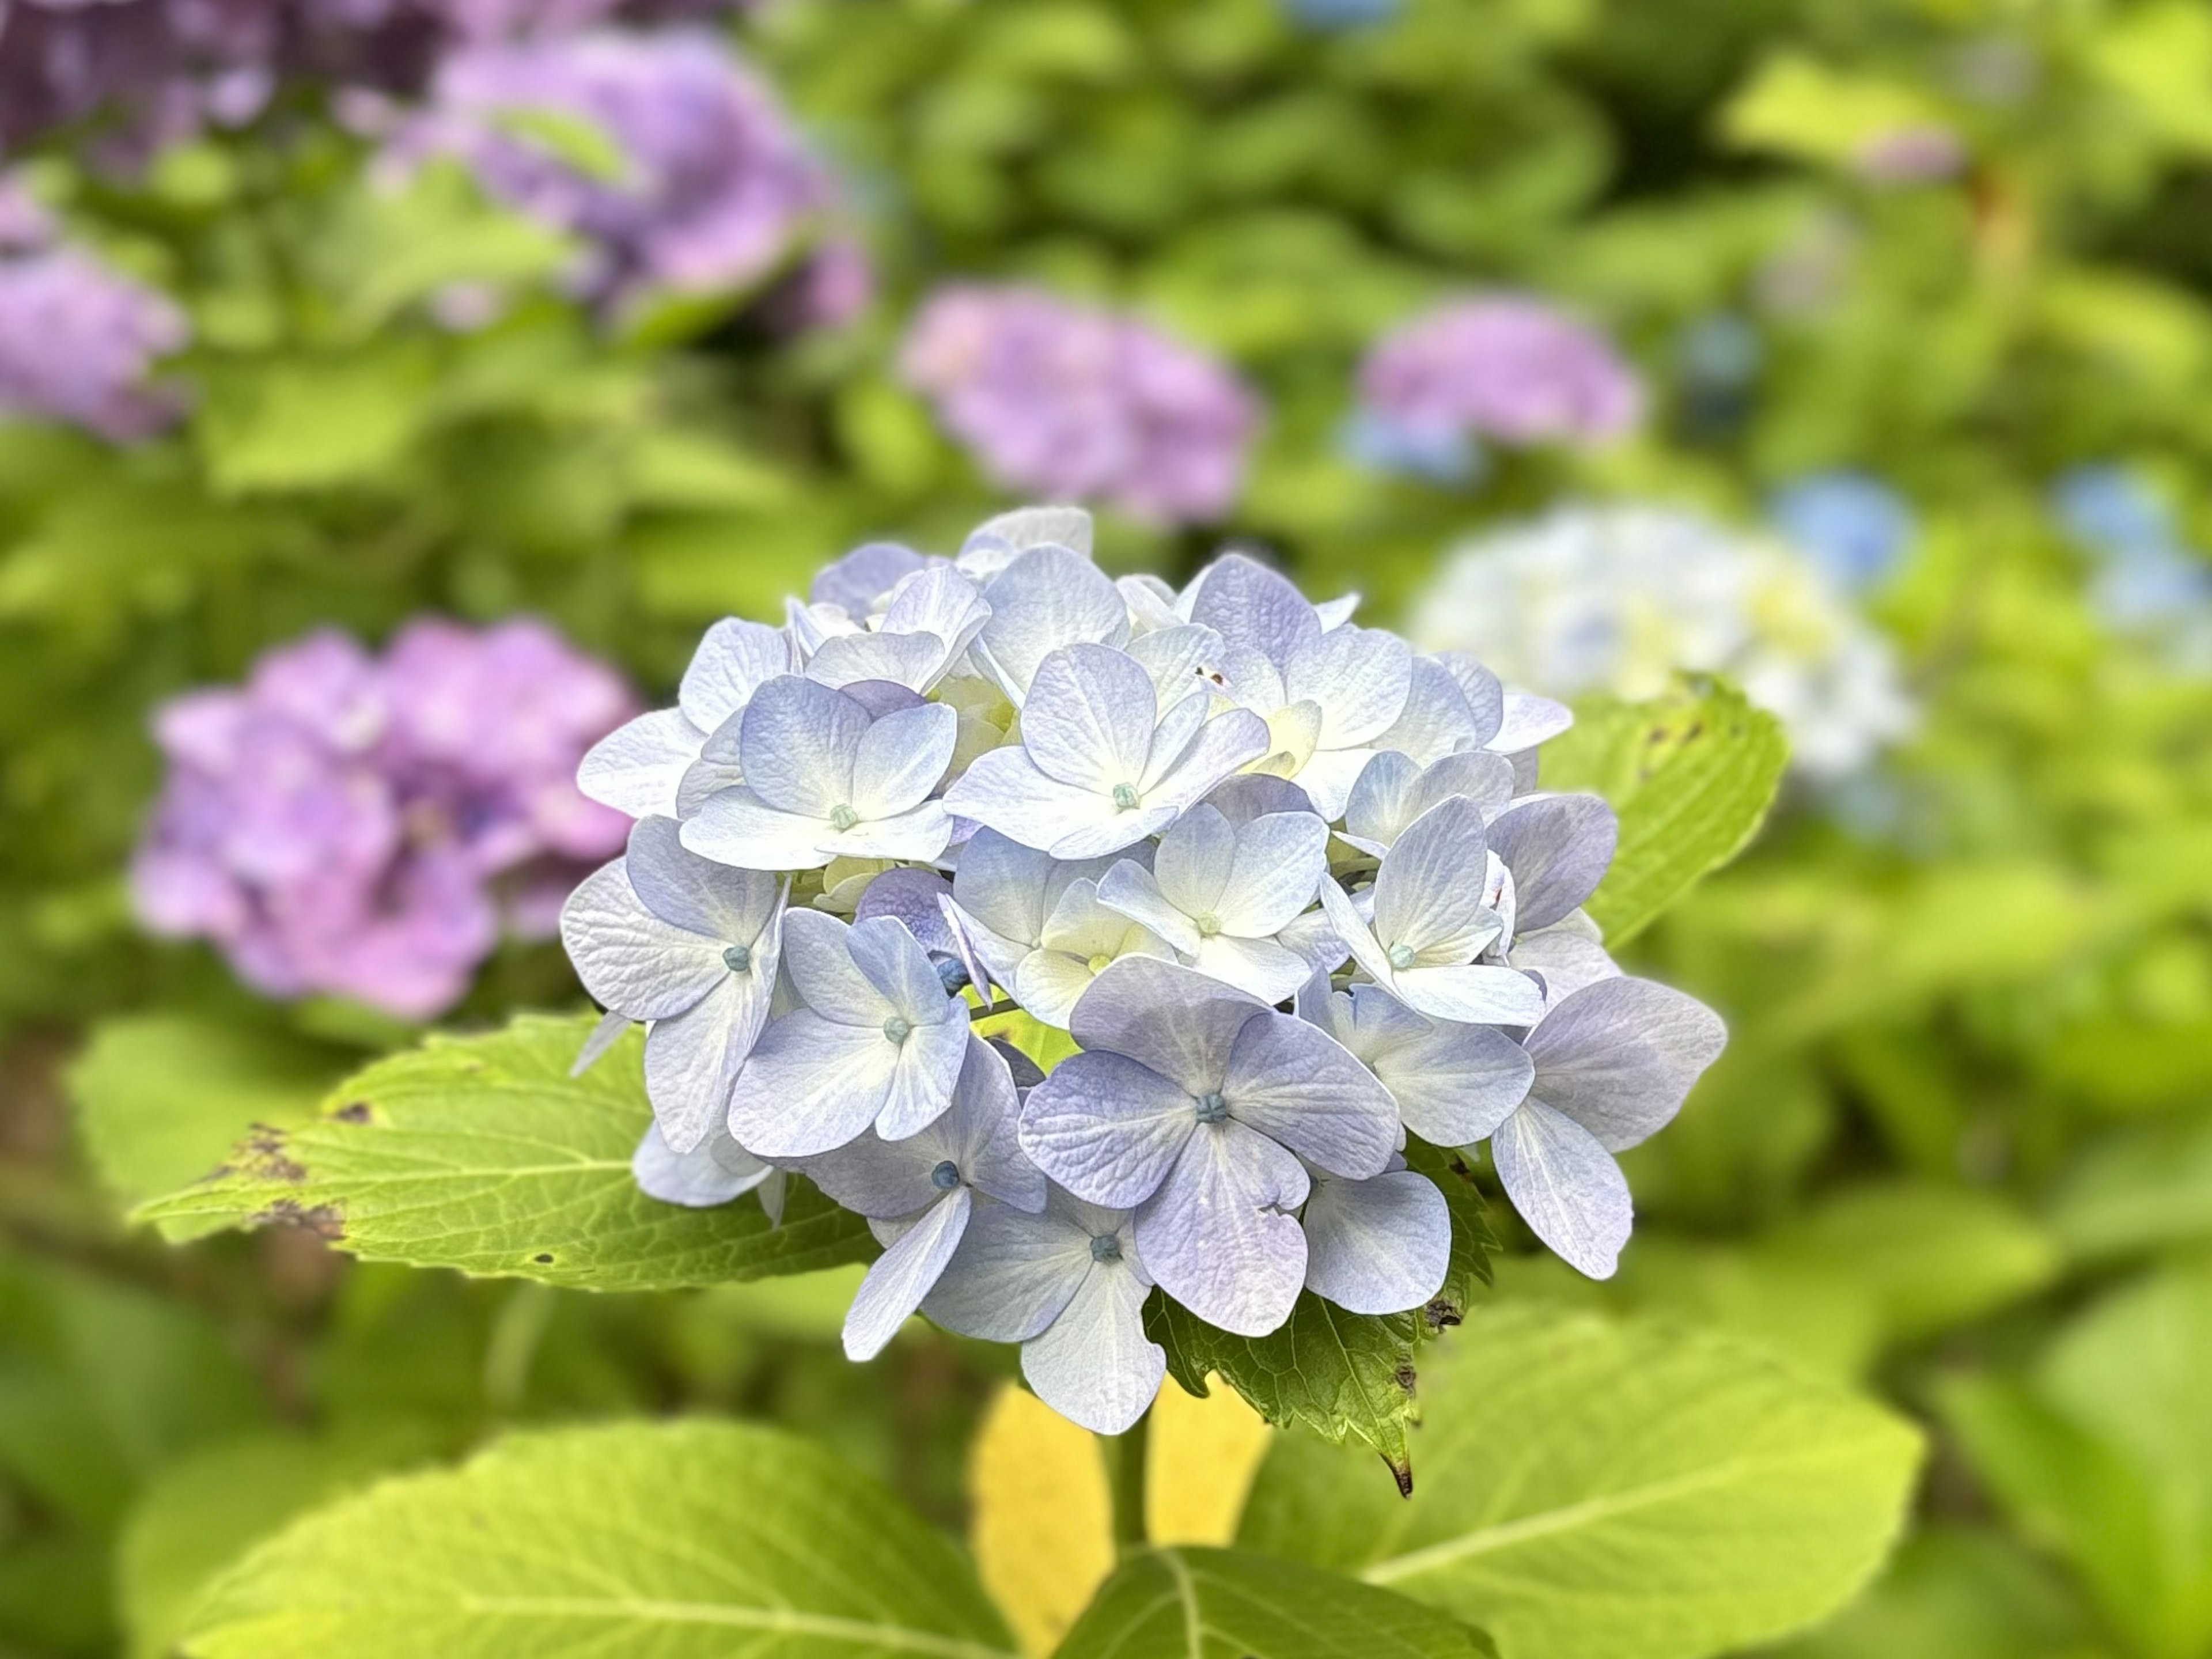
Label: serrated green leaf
xmin=1238 ymin=1304 xmax=1923 ymax=1659
xmin=1052 ymin=1547 xmax=1495 ymax=1659
xmin=1143 ymin=1150 xmax=1495 ymax=1491
xmin=177 ymin=1419 xmax=1018 ymax=1659
xmin=133 ymin=1014 xmax=874 ymax=1291
xmin=67 ymin=1014 xmax=348 ymax=1226
xmin=1541 ymin=680 xmax=1789 ymax=945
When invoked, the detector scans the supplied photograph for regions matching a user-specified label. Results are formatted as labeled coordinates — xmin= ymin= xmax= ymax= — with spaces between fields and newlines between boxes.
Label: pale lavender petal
xmin=1021 ymin=1257 xmax=1164 ymax=1435
xmin=1223 ymin=1012 xmax=1397 ymax=1178
xmin=729 ymin=1011 xmax=900 ymax=1157
xmin=843 ymin=1186 xmax=972 ymax=1361
xmin=1491 ymin=691 xmax=1573 ymax=755
xmin=1135 ymin=1122 xmax=1308 ymax=1336
xmin=1288 ymin=624 xmax=1411 ymax=748
xmin=923 ymin=1196 xmax=1090 ymax=1342
xmin=577 ymin=708 xmax=700 ymax=819
xmin=874 ymin=1016 xmax=969 ymax=1140
xmin=738 ymin=676 xmax=870 ymax=817
xmin=1021 ymin=644 xmax=1160 ymax=792
xmin=644 ymin=975 xmax=772 ymax=1153
xmin=623 ymin=816 xmax=781 ymax=944
xmin=1214 ymin=810 xmax=1329 ymax=937
xmin=1303 ymin=1168 xmax=1450 ymax=1315
xmin=974 ymin=546 xmax=1131 ymax=703
xmin=942 ymin=748 xmax=1141 ymax=859
xmin=1153 ymin=803 xmax=1237 ymax=920
xmin=849 ymin=702 xmax=959 ymax=818
xmin=1143 ymin=706 xmax=1271 ymax=812
xmin=1488 ymin=794 xmax=1618 ymax=932
xmin=680 ymin=618 xmax=792 ymax=731
xmin=1018 ymin=1050 xmax=1195 ymax=1208
xmin=805 ymin=630 xmax=949 ymax=694
xmin=1392 ymin=962 xmax=1547 ymax=1027
xmin=1188 ymin=933 xmax=1315 ymax=1005
xmin=1491 ymin=1099 xmax=1633 ymax=1279
xmin=778 ymin=908 xmax=889 ymax=1026
xmin=632 ymin=1122 xmax=771 ymax=1209
xmin=1067 ymin=956 xmax=1267 ymax=1096
xmin=1372 ymin=796 xmax=1497 ymax=958
xmin=559 ymin=861 xmax=725 ymax=1020
xmin=1094 ymin=862 xmax=1202 ymax=957
xmin=1188 ymin=554 xmax=1320 ymax=668
xmin=1524 ymin=977 xmax=1728 ymax=1150
xmin=679 ymin=789 xmax=839 ymax=871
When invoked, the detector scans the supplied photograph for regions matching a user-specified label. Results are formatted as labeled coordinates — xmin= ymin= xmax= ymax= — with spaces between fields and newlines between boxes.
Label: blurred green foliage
xmin=2 ymin=0 xmax=2211 ymax=1654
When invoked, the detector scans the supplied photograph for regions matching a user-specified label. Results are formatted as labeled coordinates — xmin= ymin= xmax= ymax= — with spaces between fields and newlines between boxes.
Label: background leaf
xmin=1237 ymin=1304 xmax=1923 ymax=1659
xmin=132 ymin=1014 xmax=874 ymax=1290
xmin=1541 ymin=681 xmax=1789 ymax=945
xmin=1052 ymin=1546 xmax=1497 ymax=1659
xmin=177 ymin=1418 xmax=1020 ymax=1659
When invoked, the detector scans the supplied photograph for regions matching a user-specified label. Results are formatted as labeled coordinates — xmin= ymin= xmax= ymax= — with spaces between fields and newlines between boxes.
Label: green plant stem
xmin=1108 ymin=1410 xmax=1150 ymax=1554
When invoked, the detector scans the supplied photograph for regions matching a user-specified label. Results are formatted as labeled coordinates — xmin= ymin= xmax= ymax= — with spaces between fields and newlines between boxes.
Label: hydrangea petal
xmin=1524 ymin=976 xmax=1727 ymax=1150
xmin=623 ymin=816 xmax=781 ymax=944
xmin=874 ymin=1016 xmax=969 ymax=1141
xmin=1492 ymin=690 xmax=1573 ymax=755
xmin=1303 ymin=1168 xmax=1450 ymax=1315
xmin=1214 ymin=810 xmax=1329 ymax=937
xmin=1510 ymin=919 xmax=1621 ymax=1005
xmin=679 ymin=790 xmax=840 ymax=872
xmin=1393 ymin=961 xmax=1548 ymax=1027
xmin=679 ymin=618 xmax=792 ymax=731
xmin=1021 ymin=1253 xmax=1164 ymax=1436
xmin=738 ymin=677 xmax=869 ymax=817
xmin=1372 ymin=796 xmax=1498 ymax=958
xmin=1189 ymin=554 xmax=1320 ymax=668
xmin=1097 ymin=861 xmax=1203 ymax=957
xmin=1018 ymin=1049 xmax=1196 ymax=1208
xmin=1135 ymin=1122 xmax=1309 ymax=1336
xmin=1190 ymin=931 xmax=1318 ymax=1005
xmin=577 ymin=708 xmax=700 ymax=819
xmin=1153 ymin=803 xmax=1237 ymax=920
xmin=1435 ymin=653 xmax=1506 ymax=749
xmin=1487 ymin=794 xmax=1618 ymax=932
xmin=1020 ymin=644 xmax=1159 ymax=792
xmin=559 ymin=861 xmax=728 ymax=1021
xmin=1222 ymin=1012 xmax=1397 ymax=1177
xmin=1289 ymin=624 xmax=1411 ymax=748
xmin=1374 ymin=1018 xmax=1533 ymax=1145
xmin=729 ymin=1010 xmax=902 ymax=1157
xmin=631 ymin=1122 xmax=772 ymax=1209
xmin=974 ymin=547 xmax=1131 ymax=704
xmin=812 ymin=542 xmax=928 ymax=616
xmin=805 ymin=630 xmax=949 ymax=694
xmin=645 ymin=974 xmax=774 ymax=1152
xmin=923 ymin=1194 xmax=1092 ymax=1342
xmin=1491 ymin=1098 xmax=1633 ymax=1279
xmin=942 ymin=748 xmax=1141 ymax=858
xmin=1067 ymin=957 xmax=1267 ymax=1096
xmin=849 ymin=702 xmax=959 ymax=819
xmin=842 ymin=1185 xmax=972 ymax=1361
xmin=1142 ymin=705 xmax=1271 ymax=813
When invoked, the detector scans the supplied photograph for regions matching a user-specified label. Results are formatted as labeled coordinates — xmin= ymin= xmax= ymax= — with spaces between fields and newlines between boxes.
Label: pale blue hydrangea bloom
xmin=1020 ymin=957 xmax=1397 ymax=1335
xmin=798 ymin=1034 xmax=1045 ymax=1360
xmin=681 ymin=676 xmax=957 ymax=870
xmin=556 ymin=502 xmax=1728 ymax=1431
xmin=944 ymin=643 xmax=1268 ymax=858
xmin=1484 ymin=977 xmax=1728 ymax=1278
xmin=559 ymin=815 xmax=784 ymax=1152
xmin=925 ymin=1184 xmax=1165 ymax=1435
xmin=730 ymin=909 xmax=968 ymax=1157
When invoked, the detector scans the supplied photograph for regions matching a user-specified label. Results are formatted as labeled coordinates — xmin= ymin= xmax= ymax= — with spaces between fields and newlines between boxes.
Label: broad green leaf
xmin=120 ymin=1428 xmax=440 ymax=1659
xmin=1145 ymin=1147 xmax=1494 ymax=1490
xmin=134 ymin=1015 xmax=874 ymax=1292
xmin=1053 ymin=1547 xmax=1495 ymax=1659
xmin=68 ymin=1014 xmax=349 ymax=1226
xmin=493 ymin=108 xmax=631 ymax=182
xmin=1764 ymin=1524 xmax=2096 ymax=1659
xmin=1540 ymin=681 xmax=1788 ymax=945
xmin=1719 ymin=54 xmax=1950 ymax=167
xmin=196 ymin=345 xmax=439 ymax=494
xmin=177 ymin=1419 xmax=1020 ymax=1659
xmin=2049 ymin=1120 xmax=2212 ymax=1261
xmin=1238 ymin=1305 xmax=1923 ymax=1659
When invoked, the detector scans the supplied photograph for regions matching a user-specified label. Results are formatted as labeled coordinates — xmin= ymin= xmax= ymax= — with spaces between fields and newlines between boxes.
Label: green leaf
xmin=1145 ymin=1147 xmax=1495 ymax=1492
xmin=2048 ymin=1120 xmax=2212 ymax=1262
xmin=1763 ymin=1524 xmax=2096 ymax=1659
xmin=196 ymin=346 xmax=439 ymax=494
xmin=1719 ymin=54 xmax=1951 ymax=168
xmin=1238 ymin=1305 xmax=1923 ymax=1659
xmin=1053 ymin=1547 xmax=1495 ymax=1659
xmin=1540 ymin=681 xmax=1789 ymax=945
xmin=68 ymin=1014 xmax=349 ymax=1226
xmin=177 ymin=1419 xmax=1019 ymax=1659
xmin=120 ymin=1428 xmax=440 ymax=1659
xmin=133 ymin=1014 xmax=875 ymax=1292
xmin=493 ymin=107 xmax=631 ymax=182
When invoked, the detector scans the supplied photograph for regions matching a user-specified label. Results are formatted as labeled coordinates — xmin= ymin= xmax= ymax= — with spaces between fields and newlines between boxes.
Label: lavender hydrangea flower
xmin=729 ymin=910 xmax=967 ymax=1158
xmin=1020 ymin=958 xmax=1397 ymax=1335
xmin=1356 ymin=296 xmax=1643 ymax=457
xmin=392 ymin=30 xmax=854 ymax=317
xmin=901 ymin=285 xmax=1259 ymax=526
xmin=1094 ymin=803 xmax=1328 ymax=1003
xmin=1483 ymin=978 xmax=1728 ymax=1279
xmin=1316 ymin=797 xmax=1550 ymax=1028
xmin=558 ymin=504 xmax=1734 ymax=1430
xmin=680 ymin=677 xmax=956 ymax=871
xmin=799 ymin=1035 xmax=1046 ymax=1360
xmin=0 ymin=244 xmax=188 ymax=440
xmin=925 ymin=1185 xmax=1164 ymax=1435
xmin=559 ymin=816 xmax=783 ymax=1151
xmin=136 ymin=620 xmax=634 ymax=1019
xmin=943 ymin=644 xmax=1267 ymax=859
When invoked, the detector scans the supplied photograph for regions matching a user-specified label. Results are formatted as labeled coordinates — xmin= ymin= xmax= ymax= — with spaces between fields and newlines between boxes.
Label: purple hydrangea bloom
xmin=0 ymin=243 xmax=188 ymax=440
xmin=0 ymin=0 xmax=747 ymax=161
xmin=132 ymin=619 xmax=636 ymax=1019
xmin=391 ymin=30 xmax=852 ymax=316
xmin=900 ymin=285 xmax=1259 ymax=527
xmin=1356 ymin=296 xmax=1643 ymax=454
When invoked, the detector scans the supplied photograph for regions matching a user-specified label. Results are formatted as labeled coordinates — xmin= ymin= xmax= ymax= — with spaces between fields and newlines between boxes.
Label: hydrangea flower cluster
xmin=134 ymin=620 xmax=635 ymax=1020
xmin=1770 ymin=469 xmax=1916 ymax=596
xmin=0 ymin=0 xmax=744 ymax=162
xmin=2052 ymin=464 xmax=2212 ymax=675
xmin=900 ymin=287 xmax=1259 ymax=527
xmin=1414 ymin=503 xmax=1916 ymax=782
xmin=1349 ymin=296 xmax=1643 ymax=478
xmin=0 ymin=179 xmax=188 ymax=440
xmin=387 ymin=29 xmax=862 ymax=321
xmin=561 ymin=506 xmax=1727 ymax=1434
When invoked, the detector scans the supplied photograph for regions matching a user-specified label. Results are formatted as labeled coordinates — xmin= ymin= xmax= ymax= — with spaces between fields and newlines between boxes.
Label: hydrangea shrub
xmin=557 ymin=506 xmax=1728 ymax=1433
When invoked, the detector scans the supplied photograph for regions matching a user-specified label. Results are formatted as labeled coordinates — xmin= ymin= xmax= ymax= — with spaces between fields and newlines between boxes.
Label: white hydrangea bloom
xmin=1412 ymin=503 xmax=1914 ymax=780
xmin=559 ymin=503 xmax=1729 ymax=1433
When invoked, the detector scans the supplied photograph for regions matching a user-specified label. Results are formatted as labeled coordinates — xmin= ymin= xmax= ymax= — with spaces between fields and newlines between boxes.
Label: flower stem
xmin=1107 ymin=1410 xmax=1150 ymax=1554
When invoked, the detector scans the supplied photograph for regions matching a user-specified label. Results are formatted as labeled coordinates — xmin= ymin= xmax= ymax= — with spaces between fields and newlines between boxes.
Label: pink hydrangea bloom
xmin=1357 ymin=296 xmax=1643 ymax=452
xmin=132 ymin=620 xmax=635 ymax=1020
xmin=901 ymin=285 xmax=1259 ymax=526
xmin=0 ymin=244 xmax=188 ymax=440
